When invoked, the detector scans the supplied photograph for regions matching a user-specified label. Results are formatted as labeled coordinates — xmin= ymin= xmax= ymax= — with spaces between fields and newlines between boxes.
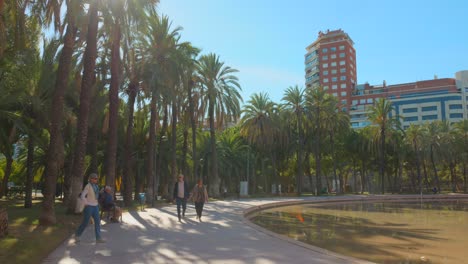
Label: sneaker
xmin=182 ymin=211 xmax=185 ymax=217
xmin=96 ymin=238 xmax=106 ymax=243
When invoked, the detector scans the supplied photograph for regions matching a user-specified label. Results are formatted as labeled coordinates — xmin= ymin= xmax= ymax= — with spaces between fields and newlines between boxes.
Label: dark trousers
xmin=195 ymin=202 xmax=205 ymax=218
xmin=176 ymin=197 xmax=186 ymax=219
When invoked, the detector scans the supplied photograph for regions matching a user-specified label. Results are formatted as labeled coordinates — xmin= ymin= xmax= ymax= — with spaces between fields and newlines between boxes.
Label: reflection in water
xmin=251 ymin=200 xmax=468 ymax=264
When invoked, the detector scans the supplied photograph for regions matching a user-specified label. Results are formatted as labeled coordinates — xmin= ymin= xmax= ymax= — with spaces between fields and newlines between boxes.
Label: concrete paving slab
xmin=43 ymin=197 xmax=379 ymax=264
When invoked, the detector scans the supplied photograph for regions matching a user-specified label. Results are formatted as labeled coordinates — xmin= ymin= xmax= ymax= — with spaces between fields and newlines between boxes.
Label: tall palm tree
xmin=141 ymin=13 xmax=182 ymax=203
xmin=282 ymin=85 xmax=305 ymax=195
xmin=68 ymin=0 xmax=99 ymax=213
xmin=304 ymin=86 xmax=333 ymax=195
xmin=39 ymin=0 xmax=80 ymax=225
xmin=367 ymin=98 xmax=397 ymax=194
xmin=197 ymin=53 xmax=242 ymax=196
xmin=405 ymin=124 xmax=424 ymax=194
xmin=453 ymin=120 xmax=468 ymax=193
xmin=240 ymin=93 xmax=277 ymax=193
xmin=323 ymin=97 xmax=350 ymax=193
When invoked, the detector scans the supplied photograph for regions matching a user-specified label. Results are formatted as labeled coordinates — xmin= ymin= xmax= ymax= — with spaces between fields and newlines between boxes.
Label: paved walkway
xmin=43 ymin=197 xmax=376 ymax=264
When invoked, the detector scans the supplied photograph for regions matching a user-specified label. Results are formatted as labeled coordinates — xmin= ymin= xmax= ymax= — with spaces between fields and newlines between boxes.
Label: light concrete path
xmin=43 ymin=197 xmax=375 ymax=264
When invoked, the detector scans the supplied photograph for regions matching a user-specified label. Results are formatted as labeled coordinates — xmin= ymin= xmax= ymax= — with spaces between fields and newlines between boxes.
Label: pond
xmin=250 ymin=200 xmax=468 ymax=264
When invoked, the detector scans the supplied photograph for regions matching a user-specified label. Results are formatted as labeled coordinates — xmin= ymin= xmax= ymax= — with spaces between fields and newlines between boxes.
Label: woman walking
xmin=190 ymin=179 xmax=209 ymax=222
xmin=75 ymin=173 xmax=105 ymax=243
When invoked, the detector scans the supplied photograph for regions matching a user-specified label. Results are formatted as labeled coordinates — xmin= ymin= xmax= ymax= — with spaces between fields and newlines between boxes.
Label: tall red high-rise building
xmin=305 ymin=29 xmax=357 ymax=111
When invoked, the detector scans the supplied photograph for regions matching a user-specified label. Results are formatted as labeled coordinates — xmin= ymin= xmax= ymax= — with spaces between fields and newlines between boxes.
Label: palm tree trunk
xmin=297 ymin=112 xmax=303 ymax=196
xmin=181 ymin=127 xmax=189 ymax=178
xmin=430 ymin=145 xmax=441 ymax=191
xmin=171 ymin=100 xmax=178 ymax=181
xmin=146 ymin=92 xmax=156 ymax=203
xmin=380 ymin=127 xmax=386 ymax=194
xmin=68 ymin=1 xmax=99 ymax=213
xmin=24 ymin=136 xmax=34 ymax=208
xmin=208 ymin=100 xmax=220 ymax=196
xmin=39 ymin=13 xmax=77 ymax=225
xmin=188 ymin=81 xmax=198 ymax=180
xmin=123 ymin=82 xmax=137 ymax=206
xmin=105 ymin=20 xmax=121 ymax=190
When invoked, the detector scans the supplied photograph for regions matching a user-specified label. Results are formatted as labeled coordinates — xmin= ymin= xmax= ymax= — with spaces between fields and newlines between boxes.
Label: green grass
xmin=0 ymin=198 xmax=82 ymax=264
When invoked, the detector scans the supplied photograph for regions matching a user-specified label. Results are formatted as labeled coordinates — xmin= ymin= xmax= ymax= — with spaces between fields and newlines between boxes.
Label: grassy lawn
xmin=0 ymin=198 xmax=82 ymax=264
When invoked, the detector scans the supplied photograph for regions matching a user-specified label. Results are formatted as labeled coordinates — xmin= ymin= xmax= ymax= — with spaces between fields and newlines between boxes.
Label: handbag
xmin=75 ymin=193 xmax=86 ymax=213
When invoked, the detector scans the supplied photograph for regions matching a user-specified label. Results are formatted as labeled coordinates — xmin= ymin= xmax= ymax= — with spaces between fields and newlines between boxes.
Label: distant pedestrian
xmin=190 ymin=179 xmax=209 ymax=222
xmin=75 ymin=173 xmax=105 ymax=243
xmin=173 ymin=174 xmax=189 ymax=222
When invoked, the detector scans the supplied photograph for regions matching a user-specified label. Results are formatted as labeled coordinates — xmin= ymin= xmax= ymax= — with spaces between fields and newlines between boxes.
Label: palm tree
xmin=68 ymin=0 xmax=99 ymax=213
xmin=282 ymin=85 xmax=305 ymax=195
xmin=39 ymin=0 xmax=79 ymax=225
xmin=197 ymin=53 xmax=242 ymax=196
xmin=367 ymin=98 xmax=397 ymax=194
xmin=304 ymin=86 xmax=333 ymax=195
xmin=240 ymin=93 xmax=277 ymax=193
xmin=405 ymin=124 xmax=424 ymax=194
xmin=141 ymin=13 xmax=182 ymax=202
xmin=323 ymin=97 xmax=350 ymax=193
xmin=453 ymin=120 xmax=468 ymax=193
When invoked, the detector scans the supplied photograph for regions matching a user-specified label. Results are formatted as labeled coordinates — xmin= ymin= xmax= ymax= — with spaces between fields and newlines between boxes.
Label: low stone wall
xmin=0 ymin=207 xmax=8 ymax=237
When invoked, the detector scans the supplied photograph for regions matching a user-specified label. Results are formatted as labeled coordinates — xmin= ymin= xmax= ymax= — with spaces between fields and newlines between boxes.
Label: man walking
xmin=173 ymin=174 xmax=189 ymax=222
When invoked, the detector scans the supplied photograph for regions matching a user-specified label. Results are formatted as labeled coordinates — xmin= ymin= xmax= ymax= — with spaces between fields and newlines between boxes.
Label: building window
xmin=360 ymin=99 xmax=366 ymax=104
xmin=331 ymin=54 xmax=337 ymax=59
xmin=322 ymin=56 xmax=328 ymax=60
xmin=450 ymin=113 xmax=463 ymax=118
xmin=422 ymin=115 xmax=438 ymax=120
xmin=323 ymin=78 xmax=329 ymax=83
xmin=339 ymin=52 xmax=345 ymax=58
xmin=449 ymin=104 xmax=462 ymax=109
xmin=331 ymin=69 xmax=337 ymax=74
xmin=422 ymin=106 xmax=437 ymax=112
xmin=340 ymin=68 xmax=346 ymax=73
xmin=340 ymin=76 xmax=346 ymax=81
xmin=332 ymin=77 xmax=337 ymax=82
xmin=339 ymin=45 xmax=345 ymax=50
xmin=341 ymin=99 xmax=347 ymax=105
xmin=367 ymin=98 xmax=373 ymax=103
xmin=332 ymin=92 xmax=337 ymax=97
xmin=323 ymin=63 xmax=328 ymax=68
xmin=332 ymin=84 xmax=338 ymax=90
xmin=341 ymin=91 xmax=347 ymax=96
xmin=404 ymin=116 xmax=418 ymax=122
xmin=322 ymin=48 xmax=328 ymax=53
xmin=330 ymin=47 xmax=336 ymax=52
xmin=403 ymin=108 xmax=417 ymax=113
xmin=340 ymin=83 xmax=346 ymax=88
xmin=339 ymin=60 xmax=345 ymax=65
xmin=323 ymin=86 xmax=329 ymax=90
xmin=331 ymin=62 xmax=337 ymax=67
xmin=352 ymin=100 xmax=358 ymax=105
xmin=323 ymin=70 xmax=329 ymax=76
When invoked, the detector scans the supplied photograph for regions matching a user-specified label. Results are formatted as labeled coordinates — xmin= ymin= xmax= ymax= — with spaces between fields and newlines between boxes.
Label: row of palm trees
xmin=1 ymin=0 xmax=468 ymax=228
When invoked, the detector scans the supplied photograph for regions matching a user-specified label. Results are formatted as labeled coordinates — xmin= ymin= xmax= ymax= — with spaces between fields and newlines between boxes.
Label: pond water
xmin=251 ymin=200 xmax=468 ymax=264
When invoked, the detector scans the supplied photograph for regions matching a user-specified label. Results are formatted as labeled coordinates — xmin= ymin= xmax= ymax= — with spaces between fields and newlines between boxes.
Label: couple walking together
xmin=173 ymin=174 xmax=209 ymax=222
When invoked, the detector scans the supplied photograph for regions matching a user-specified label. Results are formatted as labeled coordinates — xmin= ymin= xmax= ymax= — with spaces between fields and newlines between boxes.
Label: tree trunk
xmin=68 ymin=1 xmax=98 ymax=213
xmin=105 ymin=20 xmax=121 ymax=190
xmin=188 ymin=80 xmax=198 ymax=180
xmin=430 ymin=145 xmax=441 ymax=191
xmin=123 ymin=82 xmax=137 ymax=206
xmin=39 ymin=14 xmax=77 ymax=225
xmin=24 ymin=136 xmax=34 ymax=208
xmin=0 ymin=155 xmax=12 ymax=198
xmin=171 ymin=100 xmax=178 ymax=182
xmin=208 ymin=100 xmax=220 ymax=196
xmin=181 ymin=127 xmax=189 ymax=179
xmin=296 ymin=111 xmax=303 ymax=196
xmin=146 ymin=92 xmax=156 ymax=204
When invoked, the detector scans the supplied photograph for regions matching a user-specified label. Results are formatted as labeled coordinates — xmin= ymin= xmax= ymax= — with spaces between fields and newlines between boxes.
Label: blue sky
xmin=158 ymin=0 xmax=468 ymax=104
